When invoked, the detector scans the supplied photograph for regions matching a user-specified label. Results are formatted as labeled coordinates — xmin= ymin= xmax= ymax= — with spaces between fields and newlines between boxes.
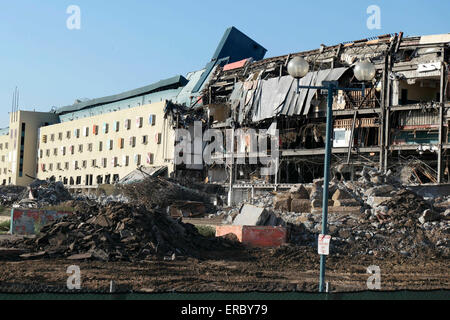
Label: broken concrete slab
xmin=67 ymin=253 xmax=93 ymax=260
xmin=289 ymin=185 xmax=310 ymax=200
xmin=364 ymin=185 xmax=395 ymax=197
xmin=332 ymin=189 xmax=353 ymax=201
xmin=233 ymin=204 xmax=270 ymax=226
xmin=367 ymin=196 xmax=392 ymax=208
xmin=419 ymin=209 xmax=440 ymax=224
xmin=20 ymin=251 xmax=47 ymax=259
xmin=311 ymin=199 xmax=334 ymax=209
xmin=274 ymin=195 xmax=291 ymax=212
xmin=333 ymin=199 xmax=360 ymax=207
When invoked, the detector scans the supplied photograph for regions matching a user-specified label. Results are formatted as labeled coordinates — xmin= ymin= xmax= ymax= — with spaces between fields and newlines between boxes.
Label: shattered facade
xmin=202 ymin=32 xmax=450 ymax=191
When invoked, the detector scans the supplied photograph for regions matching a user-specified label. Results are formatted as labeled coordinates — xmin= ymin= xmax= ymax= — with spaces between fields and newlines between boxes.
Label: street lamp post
xmin=288 ymin=57 xmax=375 ymax=293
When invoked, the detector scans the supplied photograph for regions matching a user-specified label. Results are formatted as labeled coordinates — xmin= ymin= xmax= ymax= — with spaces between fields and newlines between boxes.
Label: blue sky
xmin=0 ymin=0 xmax=449 ymax=128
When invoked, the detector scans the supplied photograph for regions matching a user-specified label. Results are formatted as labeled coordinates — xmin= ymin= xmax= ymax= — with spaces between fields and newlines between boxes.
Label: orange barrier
xmin=216 ymin=226 xmax=287 ymax=247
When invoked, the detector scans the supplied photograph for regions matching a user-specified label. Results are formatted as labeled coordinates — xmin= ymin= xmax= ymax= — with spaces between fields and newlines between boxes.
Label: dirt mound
xmin=11 ymin=202 xmax=237 ymax=261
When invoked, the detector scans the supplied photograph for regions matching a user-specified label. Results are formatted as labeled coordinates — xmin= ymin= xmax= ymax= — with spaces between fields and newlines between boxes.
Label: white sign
xmin=318 ymin=235 xmax=332 ymax=255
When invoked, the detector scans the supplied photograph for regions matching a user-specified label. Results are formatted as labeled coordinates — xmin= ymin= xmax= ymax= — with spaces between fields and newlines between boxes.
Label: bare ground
xmin=0 ymin=246 xmax=448 ymax=293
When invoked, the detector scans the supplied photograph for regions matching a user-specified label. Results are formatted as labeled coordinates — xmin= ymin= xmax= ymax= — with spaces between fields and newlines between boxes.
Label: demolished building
xmin=1 ymin=28 xmax=449 ymax=195
xmin=199 ymin=32 xmax=450 ymax=202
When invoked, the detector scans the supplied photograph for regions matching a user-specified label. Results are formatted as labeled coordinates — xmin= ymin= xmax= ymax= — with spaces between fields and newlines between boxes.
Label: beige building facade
xmin=37 ymin=101 xmax=175 ymax=187
xmin=0 ymin=111 xmax=59 ymax=186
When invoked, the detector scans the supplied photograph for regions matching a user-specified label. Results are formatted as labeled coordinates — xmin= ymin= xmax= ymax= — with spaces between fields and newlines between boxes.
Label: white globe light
xmin=354 ymin=60 xmax=376 ymax=82
xmin=287 ymin=57 xmax=310 ymax=79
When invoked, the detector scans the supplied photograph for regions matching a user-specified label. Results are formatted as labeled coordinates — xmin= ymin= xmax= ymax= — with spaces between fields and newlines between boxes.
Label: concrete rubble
xmin=221 ymin=167 xmax=450 ymax=257
xmin=7 ymin=202 xmax=238 ymax=262
xmin=0 ymin=179 xmax=73 ymax=209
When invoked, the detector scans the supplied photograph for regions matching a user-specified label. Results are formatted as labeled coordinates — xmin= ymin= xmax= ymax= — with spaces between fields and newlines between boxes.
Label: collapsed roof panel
xmin=231 ymin=67 xmax=349 ymax=123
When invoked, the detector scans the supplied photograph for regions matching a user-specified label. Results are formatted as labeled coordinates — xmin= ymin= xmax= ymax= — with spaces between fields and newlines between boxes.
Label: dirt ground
xmin=0 ymin=245 xmax=448 ymax=293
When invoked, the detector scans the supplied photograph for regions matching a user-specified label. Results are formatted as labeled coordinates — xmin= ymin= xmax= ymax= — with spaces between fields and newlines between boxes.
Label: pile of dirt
xmin=10 ymin=202 xmax=238 ymax=262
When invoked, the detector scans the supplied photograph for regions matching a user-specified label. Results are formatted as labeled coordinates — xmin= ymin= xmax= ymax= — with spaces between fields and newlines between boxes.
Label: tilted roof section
xmin=57 ymin=75 xmax=188 ymax=115
xmin=191 ymin=26 xmax=267 ymax=93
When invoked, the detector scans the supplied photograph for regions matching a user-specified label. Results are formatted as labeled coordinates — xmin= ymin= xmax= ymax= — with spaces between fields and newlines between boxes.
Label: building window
xmin=142 ymin=135 xmax=148 ymax=145
xmin=70 ymin=146 xmax=75 ymax=155
xmin=102 ymin=158 xmax=107 ymax=168
xmin=65 ymin=162 xmax=69 ymax=170
xmin=91 ymin=159 xmax=97 ymax=168
xmin=147 ymin=153 xmax=154 ymax=165
xmin=53 ymin=148 xmax=58 ymax=156
xmin=115 ymin=121 xmax=120 ymax=132
xmin=66 ymin=131 xmax=71 ymax=139
xmin=136 ymin=117 xmax=143 ymax=128
xmin=50 ymin=134 xmax=55 ymax=142
xmin=124 ymin=119 xmax=131 ymax=130
xmin=134 ymin=154 xmax=141 ymax=165
xmin=123 ymin=155 xmax=129 ymax=167
xmin=74 ymin=129 xmax=80 ymax=138
xmin=49 ymin=163 xmax=53 ymax=171
xmin=58 ymin=132 xmax=63 ymax=140
xmin=149 ymin=115 xmax=156 ymax=126
xmin=88 ymin=143 xmax=93 ymax=152
xmin=155 ymin=133 xmax=162 ymax=144
xmin=78 ymin=144 xmax=83 ymax=153
xmin=129 ymin=136 xmax=136 ymax=148
xmin=99 ymin=141 xmax=103 ymax=152
xmin=93 ymin=125 xmax=99 ymax=135
xmin=83 ymin=126 xmax=89 ymax=137
xmin=46 ymin=149 xmax=50 ymax=157
xmin=74 ymin=161 xmax=78 ymax=169
xmin=108 ymin=140 xmax=113 ymax=150
xmin=61 ymin=146 xmax=66 ymax=156
xmin=42 ymin=135 xmax=47 ymax=143
xmin=82 ymin=160 xmax=87 ymax=169
xmin=103 ymin=123 xmax=109 ymax=134
xmin=40 ymin=150 xmax=43 ymax=159
xmin=57 ymin=163 xmax=62 ymax=170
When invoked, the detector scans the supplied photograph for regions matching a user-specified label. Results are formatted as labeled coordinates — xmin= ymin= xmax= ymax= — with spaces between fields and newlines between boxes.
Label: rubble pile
xmin=12 ymin=202 xmax=236 ymax=261
xmin=120 ymin=176 xmax=216 ymax=212
xmin=0 ymin=185 xmax=27 ymax=207
xmin=13 ymin=180 xmax=73 ymax=209
xmin=219 ymin=166 xmax=449 ymax=258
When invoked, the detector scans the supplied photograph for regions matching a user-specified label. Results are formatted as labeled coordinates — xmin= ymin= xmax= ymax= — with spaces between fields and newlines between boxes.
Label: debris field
xmin=0 ymin=170 xmax=449 ymax=293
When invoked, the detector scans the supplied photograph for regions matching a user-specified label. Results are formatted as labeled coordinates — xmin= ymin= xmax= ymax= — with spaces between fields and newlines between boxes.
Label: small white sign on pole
xmin=318 ymin=234 xmax=332 ymax=256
